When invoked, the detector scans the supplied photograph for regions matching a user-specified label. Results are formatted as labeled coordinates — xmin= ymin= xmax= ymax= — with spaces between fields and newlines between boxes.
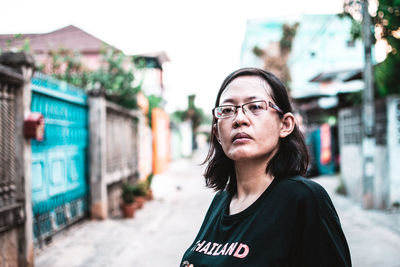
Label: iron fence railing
xmin=0 ymin=64 xmax=25 ymax=233
xmin=105 ymin=101 xmax=138 ymax=183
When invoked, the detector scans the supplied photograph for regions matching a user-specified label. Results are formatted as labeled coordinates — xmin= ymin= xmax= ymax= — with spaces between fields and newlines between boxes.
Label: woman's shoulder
xmin=213 ymin=190 xmax=231 ymax=204
xmin=276 ymin=176 xmax=327 ymax=196
xmin=274 ymin=176 xmax=338 ymax=219
xmin=207 ymin=190 xmax=230 ymax=210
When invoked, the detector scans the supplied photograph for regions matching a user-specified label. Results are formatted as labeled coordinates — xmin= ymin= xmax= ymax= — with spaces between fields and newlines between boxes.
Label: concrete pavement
xmin=35 ymin=151 xmax=214 ymax=267
xmin=315 ymin=176 xmax=400 ymax=267
xmin=35 ymin=151 xmax=400 ymax=267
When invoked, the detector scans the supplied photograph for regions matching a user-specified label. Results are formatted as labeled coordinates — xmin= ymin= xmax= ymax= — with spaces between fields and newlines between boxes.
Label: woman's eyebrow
xmin=220 ymin=96 xmax=261 ymax=104
xmin=244 ymin=96 xmax=260 ymax=102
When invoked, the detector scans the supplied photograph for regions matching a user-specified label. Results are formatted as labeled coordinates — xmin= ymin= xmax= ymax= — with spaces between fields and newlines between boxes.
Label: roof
xmin=133 ymin=51 xmax=170 ymax=69
xmin=0 ymin=25 xmax=115 ymax=54
xmin=309 ymin=68 xmax=363 ymax=83
xmin=343 ymin=70 xmax=363 ymax=82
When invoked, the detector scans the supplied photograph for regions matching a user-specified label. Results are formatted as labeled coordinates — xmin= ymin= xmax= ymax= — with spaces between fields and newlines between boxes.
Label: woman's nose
xmin=232 ymin=107 xmax=250 ymax=128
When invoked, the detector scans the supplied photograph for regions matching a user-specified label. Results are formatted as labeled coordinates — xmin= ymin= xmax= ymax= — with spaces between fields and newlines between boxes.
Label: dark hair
xmin=203 ymin=67 xmax=309 ymax=195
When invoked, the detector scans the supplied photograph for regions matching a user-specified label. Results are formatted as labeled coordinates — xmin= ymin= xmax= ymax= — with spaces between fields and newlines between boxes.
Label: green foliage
xmin=171 ymin=110 xmax=187 ymax=123
xmin=341 ymin=0 xmax=400 ymax=99
xmin=1 ymin=34 xmax=31 ymax=53
xmin=338 ymin=2 xmax=363 ymax=42
xmin=45 ymin=47 xmax=143 ymax=109
xmin=375 ymin=52 xmax=400 ymax=96
xmin=191 ymin=107 xmax=210 ymax=130
xmin=345 ymin=90 xmax=363 ymax=105
xmin=335 ymin=179 xmax=348 ymax=196
xmin=22 ymin=39 xmax=31 ymax=52
xmin=350 ymin=20 xmax=362 ymax=41
xmin=251 ymin=23 xmax=298 ymax=90
xmin=171 ymin=95 xmax=211 ymax=131
xmin=252 ymin=46 xmax=265 ymax=57
xmin=280 ymin=23 xmax=299 ymax=89
xmin=131 ymin=182 xmax=148 ymax=197
xmin=375 ymin=0 xmax=400 ymax=41
xmin=88 ymin=48 xmax=143 ymax=109
xmin=147 ymin=94 xmax=163 ymax=127
xmin=50 ymin=49 xmax=90 ymax=88
xmin=280 ymin=23 xmax=299 ymax=53
xmin=121 ymin=179 xmax=150 ymax=203
xmin=374 ymin=0 xmax=400 ymax=97
xmin=145 ymin=173 xmax=154 ymax=190
xmin=121 ymin=183 xmax=135 ymax=204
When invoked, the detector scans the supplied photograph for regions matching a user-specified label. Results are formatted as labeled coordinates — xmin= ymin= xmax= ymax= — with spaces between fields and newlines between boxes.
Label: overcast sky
xmin=1 ymin=0 xmax=343 ymax=112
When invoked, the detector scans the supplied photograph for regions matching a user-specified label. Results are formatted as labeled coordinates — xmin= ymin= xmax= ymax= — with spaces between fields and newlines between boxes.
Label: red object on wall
xmin=24 ymin=113 xmax=45 ymax=141
xmin=320 ymin=123 xmax=331 ymax=165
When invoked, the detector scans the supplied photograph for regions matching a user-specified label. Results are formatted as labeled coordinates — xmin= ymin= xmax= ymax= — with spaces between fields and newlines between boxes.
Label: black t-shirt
xmin=180 ymin=176 xmax=351 ymax=267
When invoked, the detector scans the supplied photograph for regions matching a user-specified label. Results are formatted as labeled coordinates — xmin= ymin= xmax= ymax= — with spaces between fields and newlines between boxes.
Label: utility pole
xmin=361 ymin=0 xmax=375 ymax=209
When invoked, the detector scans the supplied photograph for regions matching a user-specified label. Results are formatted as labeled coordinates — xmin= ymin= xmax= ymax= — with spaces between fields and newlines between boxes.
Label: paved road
xmin=315 ymin=177 xmax=400 ymax=267
xmin=36 ymin=152 xmax=400 ymax=267
xmin=35 ymin=153 xmax=214 ymax=267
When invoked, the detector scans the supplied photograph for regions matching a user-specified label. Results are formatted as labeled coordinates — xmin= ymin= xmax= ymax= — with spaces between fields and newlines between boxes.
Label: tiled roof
xmin=0 ymin=25 xmax=114 ymax=53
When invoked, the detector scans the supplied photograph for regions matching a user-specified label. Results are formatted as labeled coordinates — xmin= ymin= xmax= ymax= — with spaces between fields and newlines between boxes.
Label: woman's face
xmin=215 ymin=75 xmax=283 ymax=162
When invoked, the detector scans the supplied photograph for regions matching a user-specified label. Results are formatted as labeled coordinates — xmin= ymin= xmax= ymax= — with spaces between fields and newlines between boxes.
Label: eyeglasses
xmin=213 ymin=100 xmax=283 ymax=119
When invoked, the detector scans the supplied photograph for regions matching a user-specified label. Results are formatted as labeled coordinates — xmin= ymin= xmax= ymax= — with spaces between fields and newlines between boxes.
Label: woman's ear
xmin=213 ymin=124 xmax=221 ymax=143
xmin=279 ymin=112 xmax=295 ymax=138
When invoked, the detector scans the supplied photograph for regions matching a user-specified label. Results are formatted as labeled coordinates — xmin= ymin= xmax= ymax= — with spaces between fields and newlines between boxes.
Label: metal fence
xmin=0 ymin=64 xmax=25 ymax=233
xmin=105 ymin=101 xmax=139 ymax=217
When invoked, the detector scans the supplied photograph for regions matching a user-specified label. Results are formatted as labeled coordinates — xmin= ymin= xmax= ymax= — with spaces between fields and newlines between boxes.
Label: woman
xmin=180 ymin=68 xmax=351 ymax=267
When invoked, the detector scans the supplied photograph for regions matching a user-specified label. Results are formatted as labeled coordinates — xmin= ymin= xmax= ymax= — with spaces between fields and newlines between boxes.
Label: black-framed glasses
xmin=213 ymin=100 xmax=283 ymax=119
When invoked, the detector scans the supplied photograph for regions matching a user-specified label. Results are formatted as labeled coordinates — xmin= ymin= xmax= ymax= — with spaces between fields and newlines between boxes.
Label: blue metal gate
xmin=30 ymin=73 xmax=89 ymax=245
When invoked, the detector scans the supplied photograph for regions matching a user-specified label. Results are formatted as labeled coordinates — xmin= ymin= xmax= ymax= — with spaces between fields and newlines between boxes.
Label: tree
xmin=0 ymin=36 xmax=144 ymax=110
xmin=44 ymin=47 xmax=143 ymax=109
xmin=171 ymin=94 xmax=211 ymax=132
xmin=252 ymin=23 xmax=299 ymax=89
xmin=0 ymin=34 xmax=31 ymax=54
xmin=49 ymin=48 xmax=90 ymax=89
xmin=88 ymin=49 xmax=143 ymax=109
xmin=341 ymin=0 xmax=400 ymax=97
xmin=147 ymin=94 xmax=163 ymax=127
xmin=373 ymin=0 xmax=400 ymax=96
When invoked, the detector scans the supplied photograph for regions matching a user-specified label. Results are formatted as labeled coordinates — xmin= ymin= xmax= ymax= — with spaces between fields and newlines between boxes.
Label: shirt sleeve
xmin=290 ymin=183 xmax=352 ymax=267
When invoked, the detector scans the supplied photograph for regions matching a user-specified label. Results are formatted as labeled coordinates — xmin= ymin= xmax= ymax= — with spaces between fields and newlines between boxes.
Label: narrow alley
xmin=35 ymin=150 xmax=400 ymax=267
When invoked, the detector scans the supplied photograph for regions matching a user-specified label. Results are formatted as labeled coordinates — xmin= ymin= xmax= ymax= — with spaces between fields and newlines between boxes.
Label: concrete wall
xmin=339 ymin=97 xmax=400 ymax=209
xmin=373 ymin=145 xmax=390 ymax=208
xmin=0 ymin=229 xmax=18 ymax=267
xmin=387 ymin=97 xmax=400 ymax=206
xmin=137 ymin=112 xmax=153 ymax=180
xmin=179 ymin=120 xmax=193 ymax=158
xmin=340 ymin=145 xmax=363 ymax=201
xmin=89 ymin=93 xmax=140 ymax=219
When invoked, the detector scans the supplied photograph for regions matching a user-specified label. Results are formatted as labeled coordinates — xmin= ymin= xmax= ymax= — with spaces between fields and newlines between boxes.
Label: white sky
xmin=1 ymin=0 xmax=343 ymax=113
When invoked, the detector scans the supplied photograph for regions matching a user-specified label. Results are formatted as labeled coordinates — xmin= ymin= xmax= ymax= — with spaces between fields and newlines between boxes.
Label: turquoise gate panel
xmin=30 ymin=73 xmax=88 ymax=244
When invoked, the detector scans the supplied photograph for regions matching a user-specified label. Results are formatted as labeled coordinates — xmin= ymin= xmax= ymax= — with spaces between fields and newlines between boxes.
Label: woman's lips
xmin=232 ymin=133 xmax=252 ymax=143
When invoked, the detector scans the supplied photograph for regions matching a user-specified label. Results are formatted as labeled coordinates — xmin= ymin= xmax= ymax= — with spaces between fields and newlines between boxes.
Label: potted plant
xmin=145 ymin=173 xmax=154 ymax=201
xmin=121 ymin=183 xmax=136 ymax=218
xmin=132 ymin=182 xmax=147 ymax=209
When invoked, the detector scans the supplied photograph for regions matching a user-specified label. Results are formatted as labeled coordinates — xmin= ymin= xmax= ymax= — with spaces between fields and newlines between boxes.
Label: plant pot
xmin=135 ymin=196 xmax=146 ymax=209
xmin=121 ymin=202 xmax=137 ymax=218
xmin=145 ymin=189 xmax=154 ymax=201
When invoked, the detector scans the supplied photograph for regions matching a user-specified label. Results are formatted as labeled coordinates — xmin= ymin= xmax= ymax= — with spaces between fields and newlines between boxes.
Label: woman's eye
xmin=222 ymin=108 xmax=234 ymax=114
xmin=248 ymin=104 xmax=263 ymax=111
